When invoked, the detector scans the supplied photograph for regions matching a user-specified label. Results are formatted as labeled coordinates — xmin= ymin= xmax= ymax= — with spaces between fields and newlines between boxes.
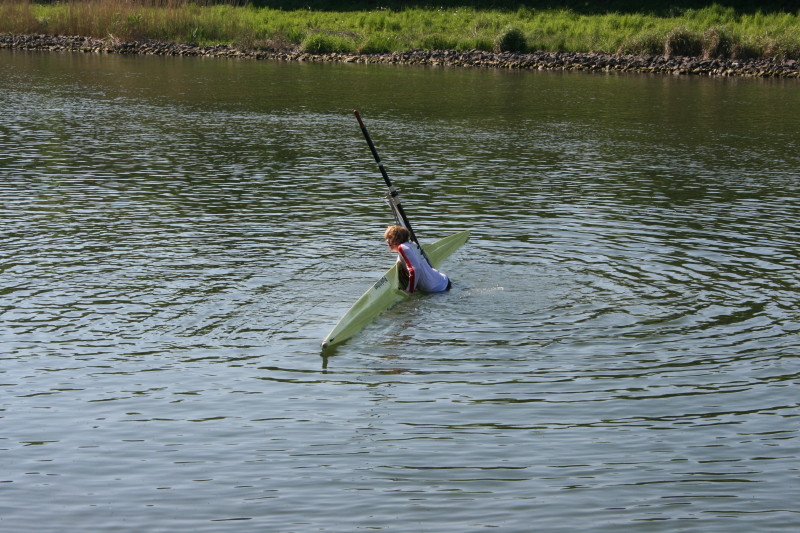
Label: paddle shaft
xmin=353 ymin=110 xmax=429 ymax=263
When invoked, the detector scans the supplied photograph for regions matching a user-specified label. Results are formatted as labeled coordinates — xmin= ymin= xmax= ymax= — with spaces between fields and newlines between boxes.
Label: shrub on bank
xmin=760 ymin=35 xmax=800 ymax=60
xmin=702 ymin=26 xmax=735 ymax=59
xmin=495 ymin=26 xmax=527 ymax=53
xmin=664 ymin=27 xmax=702 ymax=57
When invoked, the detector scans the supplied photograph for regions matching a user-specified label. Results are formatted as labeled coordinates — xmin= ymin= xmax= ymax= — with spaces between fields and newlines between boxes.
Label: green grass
xmin=1 ymin=1 xmax=798 ymax=59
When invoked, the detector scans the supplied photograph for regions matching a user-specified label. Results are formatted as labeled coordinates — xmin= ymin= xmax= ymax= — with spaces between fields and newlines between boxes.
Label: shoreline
xmin=2 ymin=33 xmax=798 ymax=79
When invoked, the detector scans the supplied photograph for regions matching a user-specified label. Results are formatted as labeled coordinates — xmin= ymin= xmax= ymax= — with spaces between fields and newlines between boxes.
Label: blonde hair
xmin=384 ymin=225 xmax=410 ymax=246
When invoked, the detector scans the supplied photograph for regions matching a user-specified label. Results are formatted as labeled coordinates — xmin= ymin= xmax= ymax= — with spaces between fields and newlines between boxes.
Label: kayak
xmin=321 ymin=229 xmax=469 ymax=350
xmin=322 ymin=111 xmax=469 ymax=351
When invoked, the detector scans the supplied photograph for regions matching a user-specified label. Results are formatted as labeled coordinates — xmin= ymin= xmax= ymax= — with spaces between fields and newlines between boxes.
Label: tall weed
xmin=358 ymin=33 xmax=401 ymax=54
xmin=618 ymin=31 xmax=665 ymax=56
xmin=301 ymin=32 xmax=355 ymax=54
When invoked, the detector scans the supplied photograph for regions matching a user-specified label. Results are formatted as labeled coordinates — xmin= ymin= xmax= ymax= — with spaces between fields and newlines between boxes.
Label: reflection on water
xmin=1 ymin=50 xmax=798 ymax=532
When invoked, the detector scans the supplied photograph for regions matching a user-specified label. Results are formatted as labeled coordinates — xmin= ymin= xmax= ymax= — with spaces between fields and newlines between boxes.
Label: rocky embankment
xmin=2 ymin=33 xmax=798 ymax=78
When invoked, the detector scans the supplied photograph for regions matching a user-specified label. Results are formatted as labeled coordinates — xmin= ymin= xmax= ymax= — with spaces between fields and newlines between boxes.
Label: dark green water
xmin=1 ymin=50 xmax=798 ymax=532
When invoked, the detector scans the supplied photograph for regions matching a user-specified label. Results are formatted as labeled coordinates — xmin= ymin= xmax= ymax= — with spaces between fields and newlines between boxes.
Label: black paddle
xmin=353 ymin=110 xmax=431 ymax=265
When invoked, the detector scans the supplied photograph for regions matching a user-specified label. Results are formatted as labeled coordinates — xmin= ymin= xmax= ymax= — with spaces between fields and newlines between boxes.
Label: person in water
xmin=385 ymin=225 xmax=451 ymax=293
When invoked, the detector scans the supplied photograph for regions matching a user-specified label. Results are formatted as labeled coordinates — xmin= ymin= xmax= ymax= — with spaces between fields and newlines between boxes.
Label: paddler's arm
xmin=397 ymin=247 xmax=415 ymax=293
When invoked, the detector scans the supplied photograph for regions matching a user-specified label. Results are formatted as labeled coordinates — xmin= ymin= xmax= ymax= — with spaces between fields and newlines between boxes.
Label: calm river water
xmin=1 ymin=50 xmax=798 ymax=532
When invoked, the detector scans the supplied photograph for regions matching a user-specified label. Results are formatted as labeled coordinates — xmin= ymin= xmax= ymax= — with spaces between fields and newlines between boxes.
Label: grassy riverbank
xmin=1 ymin=1 xmax=798 ymax=60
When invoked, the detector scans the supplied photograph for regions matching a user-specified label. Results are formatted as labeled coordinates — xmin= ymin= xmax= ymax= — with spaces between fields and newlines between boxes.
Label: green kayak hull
xmin=321 ymin=230 xmax=470 ymax=349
